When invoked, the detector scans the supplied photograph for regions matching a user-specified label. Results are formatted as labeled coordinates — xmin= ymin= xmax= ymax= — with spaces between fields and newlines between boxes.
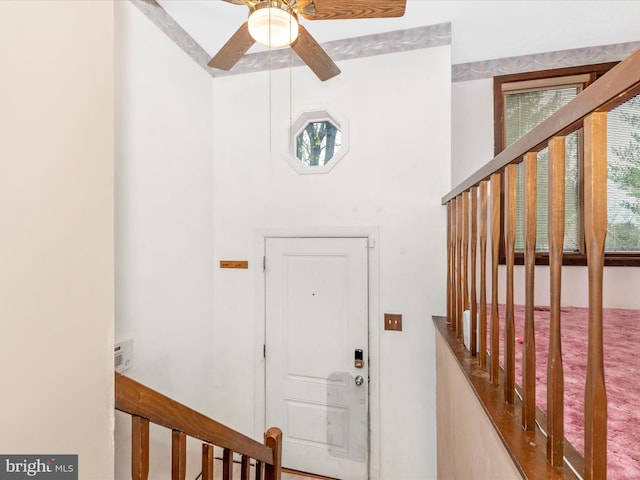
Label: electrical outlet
xmin=384 ymin=313 xmax=402 ymax=331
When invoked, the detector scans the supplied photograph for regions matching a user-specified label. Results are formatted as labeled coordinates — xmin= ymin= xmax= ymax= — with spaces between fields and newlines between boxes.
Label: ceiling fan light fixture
xmin=248 ymin=3 xmax=299 ymax=48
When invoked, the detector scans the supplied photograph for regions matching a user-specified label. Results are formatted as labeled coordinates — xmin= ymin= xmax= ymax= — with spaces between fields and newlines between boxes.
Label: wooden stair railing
xmin=115 ymin=372 xmax=282 ymax=480
xmin=442 ymin=47 xmax=640 ymax=480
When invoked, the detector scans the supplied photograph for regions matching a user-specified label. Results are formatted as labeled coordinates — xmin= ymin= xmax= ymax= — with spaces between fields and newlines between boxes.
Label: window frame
xmin=284 ymin=109 xmax=349 ymax=175
xmin=493 ymin=62 xmax=640 ymax=266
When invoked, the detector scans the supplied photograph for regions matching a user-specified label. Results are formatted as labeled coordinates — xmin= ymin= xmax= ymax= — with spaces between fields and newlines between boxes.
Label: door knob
xmin=355 ymin=375 xmax=364 ymax=386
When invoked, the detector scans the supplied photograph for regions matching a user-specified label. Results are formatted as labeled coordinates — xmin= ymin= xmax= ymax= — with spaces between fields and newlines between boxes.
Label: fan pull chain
xmin=268 ymin=7 xmax=272 ymax=152
xmin=289 ymin=33 xmax=293 ymax=135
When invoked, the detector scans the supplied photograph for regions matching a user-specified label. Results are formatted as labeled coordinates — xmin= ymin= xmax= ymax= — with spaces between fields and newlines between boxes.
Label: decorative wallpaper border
xmin=131 ymin=0 xmax=212 ymax=69
xmin=130 ymin=0 xmax=450 ymax=78
xmin=131 ymin=0 xmax=639 ymax=83
xmin=215 ymin=22 xmax=451 ymax=77
xmin=452 ymin=41 xmax=640 ymax=82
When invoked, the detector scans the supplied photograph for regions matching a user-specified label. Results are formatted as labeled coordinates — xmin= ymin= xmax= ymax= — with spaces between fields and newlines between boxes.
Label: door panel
xmin=266 ymin=237 xmax=369 ymax=479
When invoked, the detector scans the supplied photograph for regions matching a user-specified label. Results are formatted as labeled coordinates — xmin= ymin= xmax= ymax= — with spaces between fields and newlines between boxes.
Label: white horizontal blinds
xmin=505 ymin=86 xmax=580 ymax=252
xmin=564 ymin=131 xmax=580 ymax=252
xmin=606 ymin=93 xmax=640 ymax=251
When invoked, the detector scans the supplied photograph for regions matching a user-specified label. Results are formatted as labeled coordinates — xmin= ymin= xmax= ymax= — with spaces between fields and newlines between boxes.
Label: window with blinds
xmin=495 ymin=62 xmax=640 ymax=263
xmin=503 ymin=77 xmax=585 ymax=252
xmin=606 ymin=93 xmax=640 ymax=252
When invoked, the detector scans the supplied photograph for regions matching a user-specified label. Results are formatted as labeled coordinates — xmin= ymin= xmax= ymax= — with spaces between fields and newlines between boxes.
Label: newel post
xmin=264 ymin=427 xmax=283 ymax=480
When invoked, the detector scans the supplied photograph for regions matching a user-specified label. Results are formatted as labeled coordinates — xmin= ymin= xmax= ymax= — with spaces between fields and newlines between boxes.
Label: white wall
xmin=114 ymin=1 xmax=215 ymax=477
xmin=435 ymin=329 xmax=522 ymax=480
xmin=447 ymin=1 xmax=640 ymax=65
xmin=0 ymin=1 xmax=114 ymax=477
xmin=210 ymin=46 xmax=451 ymax=479
xmin=494 ymin=265 xmax=640 ymax=309
xmin=452 ymin=78 xmax=495 ymax=188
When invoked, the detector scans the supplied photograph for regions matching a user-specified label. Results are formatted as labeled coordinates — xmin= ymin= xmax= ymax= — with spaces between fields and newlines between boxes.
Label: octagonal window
xmin=285 ymin=109 xmax=349 ymax=174
xmin=295 ymin=120 xmax=342 ymax=167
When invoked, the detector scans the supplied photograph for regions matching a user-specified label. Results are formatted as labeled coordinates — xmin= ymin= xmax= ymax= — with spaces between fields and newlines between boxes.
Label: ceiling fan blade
xmin=208 ymin=21 xmax=256 ymax=71
xmin=300 ymin=0 xmax=406 ymax=20
xmin=291 ymin=25 xmax=341 ymax=81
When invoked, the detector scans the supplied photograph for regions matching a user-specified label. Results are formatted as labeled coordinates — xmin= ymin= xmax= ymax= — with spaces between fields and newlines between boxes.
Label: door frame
xmin=253 ymin=226 xmax=381 ymax=479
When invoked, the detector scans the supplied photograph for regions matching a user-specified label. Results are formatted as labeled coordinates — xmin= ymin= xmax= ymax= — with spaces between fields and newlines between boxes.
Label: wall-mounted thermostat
xmin=114 ymin=338 xmax=133 ymax=373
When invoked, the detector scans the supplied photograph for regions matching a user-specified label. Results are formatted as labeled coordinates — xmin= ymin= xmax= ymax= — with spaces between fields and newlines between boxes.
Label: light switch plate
xmin=384 ymin=313 xmax=402 ymax=331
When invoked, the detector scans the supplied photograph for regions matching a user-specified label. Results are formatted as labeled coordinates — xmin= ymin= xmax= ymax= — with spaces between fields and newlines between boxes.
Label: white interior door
xmin=265 ymin=237 xmax=369 ymax=480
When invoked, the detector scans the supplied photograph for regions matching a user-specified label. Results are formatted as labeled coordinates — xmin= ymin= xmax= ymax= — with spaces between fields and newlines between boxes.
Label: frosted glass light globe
xmin=248 ymin=7 xmax=299 ymax=48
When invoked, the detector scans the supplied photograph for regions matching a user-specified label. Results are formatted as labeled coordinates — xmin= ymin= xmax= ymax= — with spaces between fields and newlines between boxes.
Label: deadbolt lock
xmin=355 ymin=349 xmax=364 ymax=368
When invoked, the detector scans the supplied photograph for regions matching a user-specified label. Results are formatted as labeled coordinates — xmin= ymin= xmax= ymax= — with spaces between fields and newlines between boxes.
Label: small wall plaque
xmin=220 ymin=260 xmax=248 ymax=269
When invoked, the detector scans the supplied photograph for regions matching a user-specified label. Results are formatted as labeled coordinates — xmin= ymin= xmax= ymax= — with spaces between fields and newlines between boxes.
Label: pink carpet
xmin=486 ymin=304 xmax=640 ymax=479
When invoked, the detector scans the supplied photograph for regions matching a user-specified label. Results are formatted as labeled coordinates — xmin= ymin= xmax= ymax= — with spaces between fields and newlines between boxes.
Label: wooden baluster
xmin=451 ymin=199 xmax=458 ymax=328
xmin=547 ymin=136 xmax=566 ymax=467
xmin=463 ymin=191 xmax=470 ymax=315
xmin=457 ymin=195 xmax=464 ymax=337
xmin=255 ymin=461 xmax=264 ymax=480
xmin=504 ymin=164 xmax=517 ymax=404
xmin=241 ymin=455 xmax=251 ymax=480
xmin=490 ymin=172 xmax=501 ymax=384
xmin=522 ymin=152 xmax=538 ymax=431
xmin=132 ymin=416 xmax=150 ymax=480
xmin=447 ymin=201 xmax=453 ymax=325
xmin=583 ymin=112 xmax=608 ymax=480
xmin=470 ymin=186 xmax=478 ymax=355
xmin=223 ymin=448 xmax=233 ymax=480
xmin=172 ymin=430 xmax=187 ymax=480
xmin=202 ymin=444 xmax=214 ymax=480
xmin=264 ymin=427 xmax=283 ymax=480
xmin=453 ymin=196 xmax=459 ymax=334
xmin=479 ymin=180 xmax=489 ymax=369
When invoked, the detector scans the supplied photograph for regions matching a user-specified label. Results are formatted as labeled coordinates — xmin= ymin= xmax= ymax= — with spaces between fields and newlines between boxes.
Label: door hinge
xmin=263 ymin=255 xmax=266 ymax=272
xmin=263 ymin=344 xmax=266 ymax=358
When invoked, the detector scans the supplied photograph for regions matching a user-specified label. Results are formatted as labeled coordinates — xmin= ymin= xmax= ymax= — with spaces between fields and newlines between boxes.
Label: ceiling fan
xmin=208 ymin=0 xmax=407 ymax=81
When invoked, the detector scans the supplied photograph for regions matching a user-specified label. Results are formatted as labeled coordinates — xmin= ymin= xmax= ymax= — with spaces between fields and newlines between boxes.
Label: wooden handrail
xmin=442 ymin=48 xmax=640 ymax=205
xmin=115 ymin=372 xmax=282 ymax=478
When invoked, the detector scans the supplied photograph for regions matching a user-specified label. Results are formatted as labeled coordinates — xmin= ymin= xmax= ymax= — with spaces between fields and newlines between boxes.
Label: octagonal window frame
xmin=284 ymin=109 xmax=349 ymax=174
